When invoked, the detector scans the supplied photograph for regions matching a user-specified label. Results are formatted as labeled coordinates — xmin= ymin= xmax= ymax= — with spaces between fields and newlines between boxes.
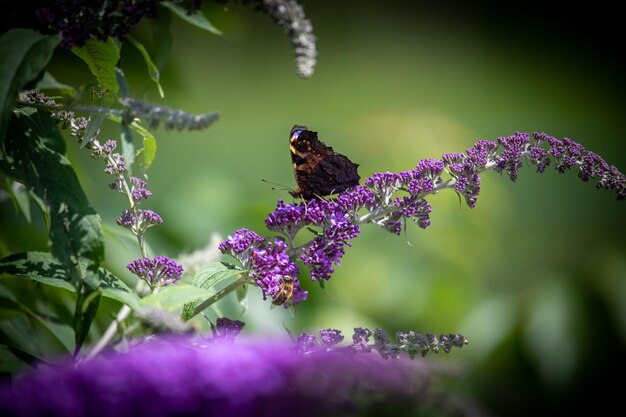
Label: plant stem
xmin=84 ymin=305 xmax=131 ymax=360
xmin=190 ymin=278 xmax=249 ymax=319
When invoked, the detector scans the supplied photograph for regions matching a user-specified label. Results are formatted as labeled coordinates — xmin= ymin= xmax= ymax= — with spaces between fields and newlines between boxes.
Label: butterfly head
xmin=290 ymin=124 xmax=313 ymax=154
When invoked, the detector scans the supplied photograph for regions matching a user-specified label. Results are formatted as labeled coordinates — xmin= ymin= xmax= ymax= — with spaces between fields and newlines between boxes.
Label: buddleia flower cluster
xmin=216 ymin=0 xmax=317 ymax=78
xmin=32 ymin=0 xmax=201 ymax=49
xmin=46 ymin=98 xmax=183 ymax=290
xmin=294 ymin=328 xmax=469 ymax=359
xmin=119 ymin=97 xmax=220 ymax=131
xmin=218 ymin=229 xmax=307 ymax=304
xmin=0 ymin=334 xmax=481 ymax=417
xmin=221 ymin=132 xmax=625 ymax=305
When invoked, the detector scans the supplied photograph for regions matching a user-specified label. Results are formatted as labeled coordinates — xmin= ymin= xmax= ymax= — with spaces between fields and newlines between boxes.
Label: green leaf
xmin=192 ymin=262 xmax=243 ymax=290
xmin=128 ymin=36 xmax=164 ymax=98
xmin=162 ymin=2 xmax=222 ymax=35
xmin=2 ymin=112 xmax=104 ymax=274
xmin=71 ymin=37 xmax=120 ymax=98
xmin=0 ymin=29 xmax=59 ymax=142
xmin=36 ymin=72 xmax=76 ymax=97
xmin=97 ymin=268 xmax=140 ymax=309
xmin=120 ymin=122 xmax=135 ymax=170
xmin=151 ymin=9 xmax=172 ymax=71
xmin=115 ymin=66 xmax=130 ymax=98
xmin=0 ymin=285 xmax=75 ymax=353
xmin=0 ymin=316 xmax=45 ymax=360
xmin=13 ymin=187 xmax=32 ymax=223
xmin=0 ymin=345 xmax=27 ymax=374
xmin=135 ymin=133 xmax=157 ymax=175
xmin=181 ymin=263 xmax=243 ymax=320
xmin=0 ymin=252 xmax=141 ymax=309
xmin=0 ymin=252 xmax=75 ymax=291
xmin=73 ymin=278 xmax=101 ymax=354
xmin=141 ymin=284 xmax=212 ymax=312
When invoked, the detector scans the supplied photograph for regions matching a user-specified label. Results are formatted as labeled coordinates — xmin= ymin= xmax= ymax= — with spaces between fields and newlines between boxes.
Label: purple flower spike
xmin=0 ymin=337 xmax=452 ymax=417
xmin=127 ymin=256 xmax=183 ymax=287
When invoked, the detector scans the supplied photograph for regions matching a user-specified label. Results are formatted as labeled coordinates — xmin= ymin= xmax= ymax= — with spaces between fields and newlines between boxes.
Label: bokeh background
xmin=1 ymin=1 xmax=625 ymax=416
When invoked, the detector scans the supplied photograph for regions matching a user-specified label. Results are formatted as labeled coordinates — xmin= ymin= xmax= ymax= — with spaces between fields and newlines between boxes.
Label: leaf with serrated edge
xmin=71 ymin=38 xmax=120 ymax=98
xmin=192 ymin=262 xmax=243 ymax=290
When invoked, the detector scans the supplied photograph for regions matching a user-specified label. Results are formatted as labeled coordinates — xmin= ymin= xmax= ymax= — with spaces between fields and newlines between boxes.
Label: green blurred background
xmin=1 ymin=1 xmax=625 ymax=416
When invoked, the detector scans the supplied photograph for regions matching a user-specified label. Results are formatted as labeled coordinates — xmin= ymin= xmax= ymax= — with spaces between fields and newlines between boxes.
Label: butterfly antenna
xmin=261 ymin=178 xmax=291 ymax=191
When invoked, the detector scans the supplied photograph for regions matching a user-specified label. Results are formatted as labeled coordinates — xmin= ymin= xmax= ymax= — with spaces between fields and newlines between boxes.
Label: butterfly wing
xmin=289 ymin=126 xmax=360 ymax=199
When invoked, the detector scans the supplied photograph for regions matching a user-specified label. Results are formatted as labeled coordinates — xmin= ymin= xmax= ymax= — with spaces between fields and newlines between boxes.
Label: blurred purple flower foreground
xmin=0 ymin=337 xmax=462 ymax=417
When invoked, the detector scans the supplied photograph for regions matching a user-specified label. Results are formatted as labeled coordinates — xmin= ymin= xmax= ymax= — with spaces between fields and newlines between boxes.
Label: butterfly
xmin=289 ymin=125 xmax=360 ymax=200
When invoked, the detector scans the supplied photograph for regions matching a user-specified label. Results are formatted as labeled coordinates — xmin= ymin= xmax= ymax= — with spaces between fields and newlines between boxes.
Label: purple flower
xmin=249 ymin=238 xmax=300 ymax=302
xmin=335 ymin=185 xmax=376 ymax=212
xmin=117 ymin=209 xmax=163 ymax=232
xmin=319 ymin=329 xmax=344 ymax=347
xmin=214 ymin=317 xmax=245 ymax=341
xmin=219 ymin=228 xmax=265 ymax=255
xmin=373 ymin=329 xmax=400 ymax=360
xmin=219 ymin=230 xmax=304 ymax=305
xmin=102 ymin=140 xmax=117 ymax=154
xmin=300 ymin=238 xmax=340 ymax=281
xmin=290 ymin=279 xmax=308 ymax=304
xmin=264 ymin=200 xmax=305 ymax=238
xmin=496 ymin=132 xmax=529 ymax=181
xmin=104 ymin=153 xmax=126 ymax=175
xmin=352 ymin=327 xmax=372 ymax=352
xmin=293 ymin=332 xmax=317 ymax=355
xmin=116 ymin=209 xmax=135 ymax=228
xmin=35 ymin=0 xmax=160 ymax=49
xmin=365 ymin=171 xmax=403 ymax=200
xmin=127 ymin=256 xmax=183 ymax=287
xmin=129 ymin=176 xmax=152 ymax=201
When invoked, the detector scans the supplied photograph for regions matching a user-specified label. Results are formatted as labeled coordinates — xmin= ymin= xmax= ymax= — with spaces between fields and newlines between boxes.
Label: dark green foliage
xmin=1 ymin=111 xmax=104 ymax=352
xmin=0 ymin=29 xmax=59 ymax=144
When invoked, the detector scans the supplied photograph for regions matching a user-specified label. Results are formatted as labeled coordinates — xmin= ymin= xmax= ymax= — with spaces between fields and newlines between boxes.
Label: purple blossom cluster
xmin=127 ymin=256 xmax=184 ymax=287
xmin=218 ymin=228 xmax=307 ymax=305
xmin=116 ymin=209 xmax=163 ymax=232
xmin=34 ymin=0 xmax=160 ymax=49
xmin=216 ymin=0 xmax=317 ymax=78
xmin=128 ymin=176 xmax=153 ymax=201
xmin=293 ymin=328 xmax=468 ymax=359
xmin=219 ymin=131 xmax=624 ymax=304
xmin=266 ymin=199 xmax=361 ymax=282
xmin=214 ymin=317 xmax=245 ymax=341
xmin=530 ymin=132 xmax=625 ymax=198
xmin=0 ymin=337 xmax=459 ymax=417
